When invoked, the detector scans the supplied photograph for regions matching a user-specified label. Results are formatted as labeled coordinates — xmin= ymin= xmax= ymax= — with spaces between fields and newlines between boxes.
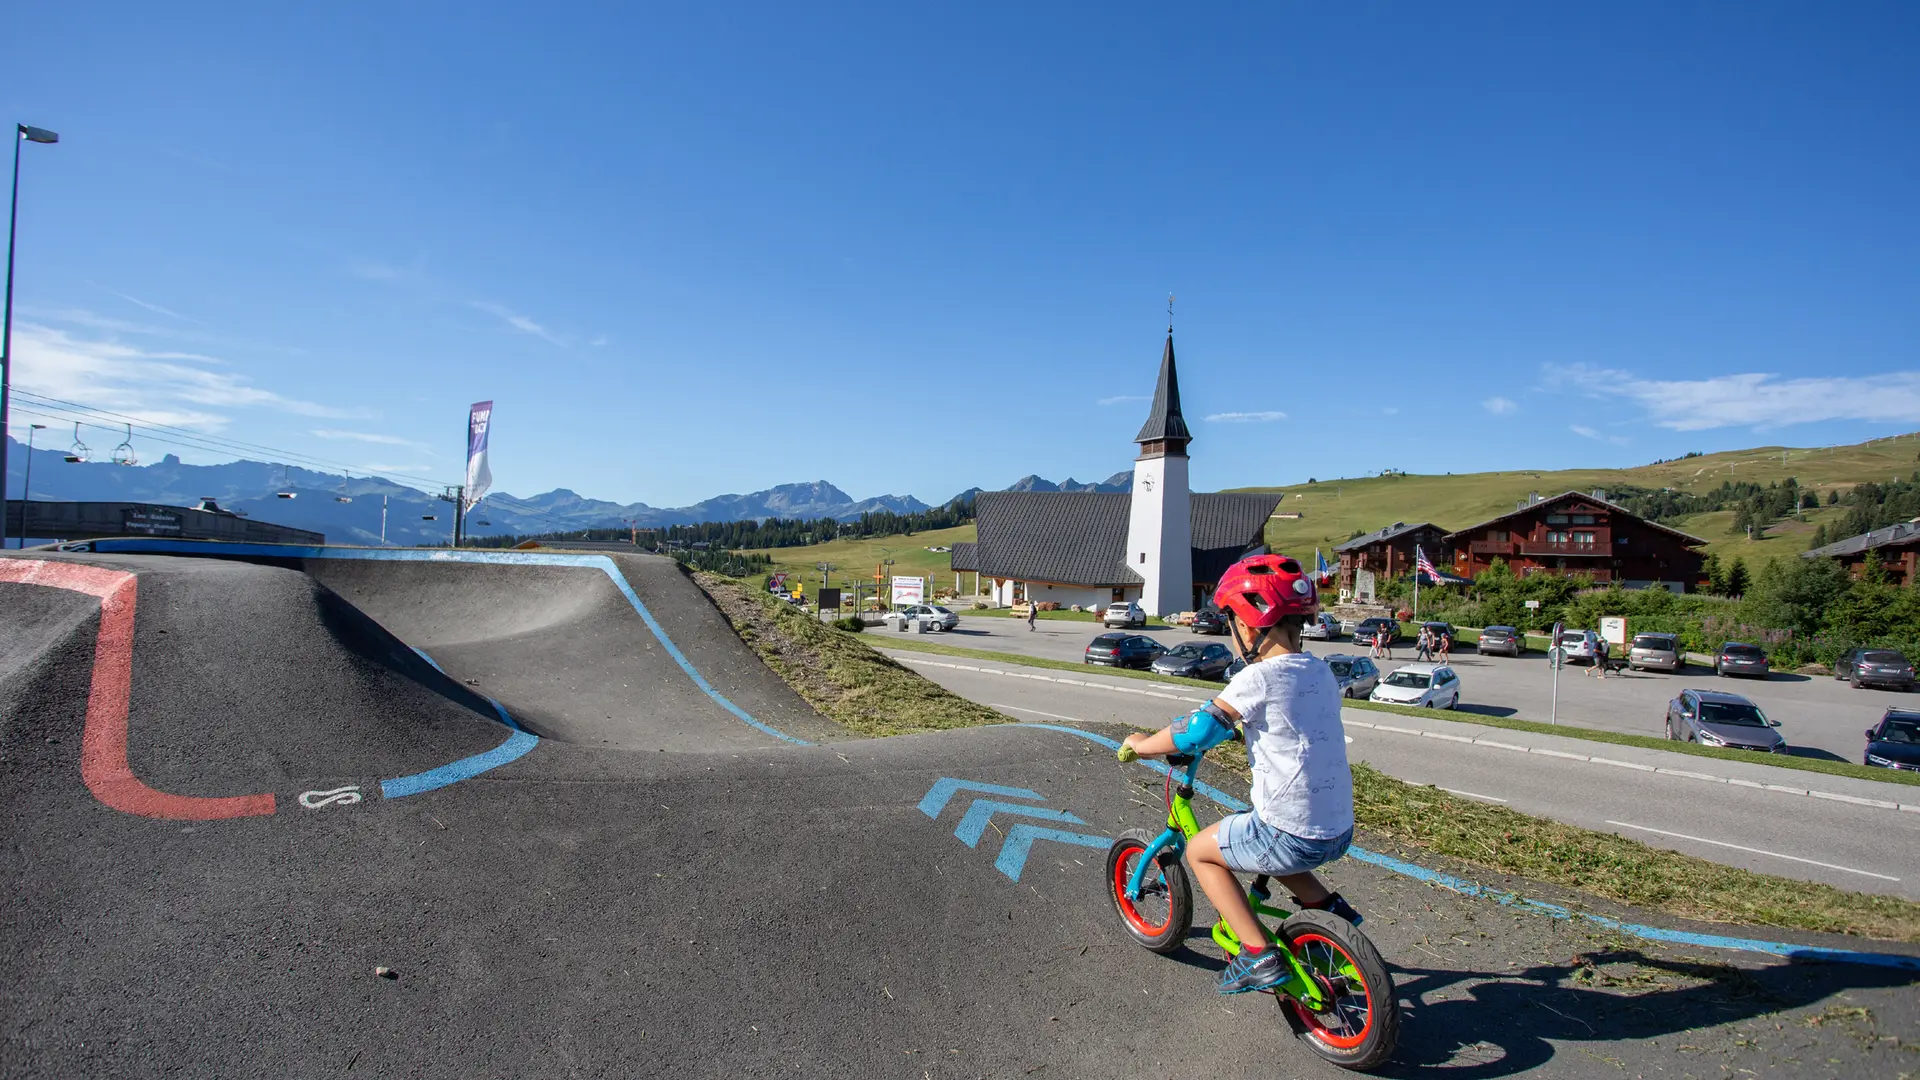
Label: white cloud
xmin=10 ymin=323 xmax=371 ymax=433
xmin=588 ymin=335 xmax=609 ymax=347
xmin=88 ymin=282 xmax=204 ymax=325
xmin=1381 ymin=407 xmax=1399 ymax=416
xmin=1097 ymin=395 xmax=1149 ymax=406
xmin=467 ymin=300 xmax=566 ymax=347
xmin=1569 ymin=423 xmax=1631 ymax=446
xmin=1482 ymin=396 xmax=1517 ymax=415
xmin=1205 ymin=411 xmax=1288 ymax=423
xmin=311 ymin=429 xmax=420 ymax=447
xmin=1566 ymin=364 xmax=1920 ymax=431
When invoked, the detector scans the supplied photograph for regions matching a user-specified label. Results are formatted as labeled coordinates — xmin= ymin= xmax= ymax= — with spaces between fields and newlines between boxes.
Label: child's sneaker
xmin=1218 ymin=947 xmax=1286 ymax=994
xmin=1295 ymin=892 xmax=1365 ymax=926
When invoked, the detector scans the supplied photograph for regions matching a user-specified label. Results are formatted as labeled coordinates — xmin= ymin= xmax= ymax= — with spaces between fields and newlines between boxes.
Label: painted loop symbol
xmin=298 ymin=786 xmax=364 ymax=809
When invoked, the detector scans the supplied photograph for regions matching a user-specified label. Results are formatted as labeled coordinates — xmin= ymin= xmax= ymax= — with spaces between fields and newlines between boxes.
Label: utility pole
xmin=380 ymin=495 xmax=388 ymax=545
xmin=816 ymin=561 xmax=836 ymax=589
xmin=436 ymin=485 xmax=465 ymax=547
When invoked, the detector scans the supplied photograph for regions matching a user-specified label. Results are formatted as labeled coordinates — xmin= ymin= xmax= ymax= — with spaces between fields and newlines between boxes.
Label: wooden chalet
xmin=1802 ymin=521 xmax=1920 ymax=586
xmin=1334 ymin=522 xmax=1449 ymax=597
xmin=1444 ymin=490 xmax=1704 ymax=591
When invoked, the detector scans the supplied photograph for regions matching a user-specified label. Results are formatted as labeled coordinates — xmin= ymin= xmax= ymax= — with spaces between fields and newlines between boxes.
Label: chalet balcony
xmin=1468 ymin=540 xmax=1515 ymax=556
xmin=1518 ymin=541 xmax=1608 ymax=557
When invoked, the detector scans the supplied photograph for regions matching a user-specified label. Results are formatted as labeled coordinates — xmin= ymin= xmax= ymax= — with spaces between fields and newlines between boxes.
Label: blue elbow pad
xmin=1170 ymin=703 xmax=1237 ymax=755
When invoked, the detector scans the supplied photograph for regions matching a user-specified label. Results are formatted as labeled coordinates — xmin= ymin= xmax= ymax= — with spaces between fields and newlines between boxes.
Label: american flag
xmin=1415 ymin=545 xmax=1450 ymax=583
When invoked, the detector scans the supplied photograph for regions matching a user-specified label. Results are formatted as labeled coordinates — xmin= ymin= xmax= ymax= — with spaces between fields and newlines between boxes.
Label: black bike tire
xmin=1277 ymin=909 xmax=1401 ymax=1071
xmin=1105 ymin=829 xmax=1192 ymax=954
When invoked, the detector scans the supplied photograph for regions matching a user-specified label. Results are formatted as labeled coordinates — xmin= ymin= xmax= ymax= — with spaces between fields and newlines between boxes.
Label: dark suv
xmin=1836 ymin=648 xmax=1916 ymax=691
xmin=1865 ymin=709 xmax=1920 ymax=771
xmin=1084 ymin=633 xmax=1166 ymax=670
xmin=1713 ymin=642 xmax=1770 ymax=679
xmin=1352 ymin=618 xmax=1400 ymax=647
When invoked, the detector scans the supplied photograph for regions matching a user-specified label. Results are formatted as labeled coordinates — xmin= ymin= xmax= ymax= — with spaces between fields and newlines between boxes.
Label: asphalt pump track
xmin=2 ymin=546 xmax=1915 ymax=1079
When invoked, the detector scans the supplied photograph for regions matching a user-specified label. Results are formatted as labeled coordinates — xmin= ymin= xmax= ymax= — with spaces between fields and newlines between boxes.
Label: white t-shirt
xmin=1218 ymin=652 xmax=1354 ymax=840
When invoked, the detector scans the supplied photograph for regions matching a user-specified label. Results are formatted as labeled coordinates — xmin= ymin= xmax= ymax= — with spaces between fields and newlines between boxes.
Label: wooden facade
xmin=1805 ymin=523 xmax=1920 ymax=586
xmin=1335 ymin=522 xmax=1450 ymax=595
xmin=1444 ymin=492 xmax=1704 ymax=590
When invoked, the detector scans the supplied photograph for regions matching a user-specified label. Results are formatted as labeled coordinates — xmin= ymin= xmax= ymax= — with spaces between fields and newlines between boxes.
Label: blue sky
xmin=6 ymin=2 xmax=1917 ymax=508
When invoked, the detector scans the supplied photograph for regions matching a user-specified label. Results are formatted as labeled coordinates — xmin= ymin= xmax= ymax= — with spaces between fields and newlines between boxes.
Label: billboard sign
xmin=122 ymin=506 xmax=183 ymax=536
xmin=1600 ymin=616 xmax=1628 ymax=645
xmin=891 ymin=576 xmax=926 ymax=605
xmin=464 ymin=401 xmax=494 ymax=510
xmin=818 ymin=588 xmax=842 ymax=610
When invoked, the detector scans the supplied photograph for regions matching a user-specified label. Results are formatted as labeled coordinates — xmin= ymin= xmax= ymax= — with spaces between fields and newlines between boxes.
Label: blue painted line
xmin=1016 ymin=722 xmax=1920 ymax=971
xmin=378 ymin=646 xmax=540 ymax=798
xmin=918 ymin=776 xmax=1045 ymax=818
xmin=953 ymin=800 xmax=1085 ymax=848
xmin=80 ymin=539 xmax=808 ymax=746
xmin=994 ymin=824 xmax=1110 ymax=882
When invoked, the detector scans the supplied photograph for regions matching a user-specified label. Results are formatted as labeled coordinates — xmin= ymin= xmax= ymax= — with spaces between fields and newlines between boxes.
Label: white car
xmin=1369 ymin=663 xmax=1463 ymax=710
xmin=894 ymin=604 xmax=959 ymax=631
xmin=1551 ymin=629 xmax=1601 ymax=665
xmin=1300 ymin=613 xmax=1342 ymax=641
xmin=1102 ymin=601 xmax=1148 ymax=629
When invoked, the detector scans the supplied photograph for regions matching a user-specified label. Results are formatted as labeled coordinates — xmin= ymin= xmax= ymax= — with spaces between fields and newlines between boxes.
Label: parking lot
xmin=919 ymin=616 xmax=1911 ymax=763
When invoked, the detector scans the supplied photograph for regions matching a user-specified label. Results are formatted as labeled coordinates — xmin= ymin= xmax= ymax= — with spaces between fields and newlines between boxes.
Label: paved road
xmin=933 ymin=618 xmax=1911 ymax=761
xmin=3 ymin=550 xmax=1915 ymax=1079
xmin=883 ymin=652 xmax=1920 ymax=899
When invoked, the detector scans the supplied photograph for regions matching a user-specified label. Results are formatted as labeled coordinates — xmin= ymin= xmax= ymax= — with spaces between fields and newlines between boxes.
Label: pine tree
xmin=1704 ymin=552 xmax=1726 ymax=596
xmin=1726 ymin=557 xmax=1750 ymax=598
xmin=1827 ymin=488 xmax=1841 ymax=506
xmin=1809 ymin=523 xmax=1828 ymax=550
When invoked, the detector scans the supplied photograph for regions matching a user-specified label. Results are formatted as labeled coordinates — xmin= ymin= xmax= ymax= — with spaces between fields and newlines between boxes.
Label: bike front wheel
xmin=1105 ymin=829 xmax=1191 ymax=954
xmin=1278 ymin=909 xmax=1400 ymax=1070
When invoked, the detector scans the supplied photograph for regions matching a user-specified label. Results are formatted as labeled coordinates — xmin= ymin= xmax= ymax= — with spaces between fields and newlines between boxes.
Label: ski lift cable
xmin=64 ymin=421 xmax=92 ymax=463
xmin=14 ymin=397 xmax=585 ymax=533
xmin=111 ymin=423 xmax=138 ymax=466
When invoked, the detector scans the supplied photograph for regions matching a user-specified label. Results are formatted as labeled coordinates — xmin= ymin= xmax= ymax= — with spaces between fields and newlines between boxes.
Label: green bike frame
xmin=1121 ymin=750 xmax=1330 ymax=1011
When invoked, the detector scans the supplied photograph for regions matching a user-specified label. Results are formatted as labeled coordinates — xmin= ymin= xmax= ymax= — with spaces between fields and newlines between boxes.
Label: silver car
xmin=1103 ymin=601 xmax=1148 ymax=629
xmin=896 ymin=604 xmax=959 ymax=631
xmin=1628 ymin=632 xmax=1681 ymax=673
xmin=1301 ymin=613 xmax=1342 ymax=641
xmin=1325 ymin=654 xmax=1381 ymax=698
xmin=1667 ymin=689 xmax=1785 ymax=751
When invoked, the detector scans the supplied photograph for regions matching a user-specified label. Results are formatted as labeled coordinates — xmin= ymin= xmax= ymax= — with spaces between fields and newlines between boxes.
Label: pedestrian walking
xmin=1438 ymin=628 xmax=1451 ymax=661
xmin=1381 ymin=622 xmax=1395 ymax=660
xmin=1415 ymin=626 xmax=1433 ymax=662
xmin=1027 ymin=597 xmax=1038 ymax=631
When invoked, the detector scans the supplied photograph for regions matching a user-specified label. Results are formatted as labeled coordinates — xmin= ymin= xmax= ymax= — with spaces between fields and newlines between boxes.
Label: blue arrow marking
xmin=917 ymin=777 xmax=1045 ymax=819
xmin=993 ymin=824 xmax=1112 ymax=882
xmin=953 ymin=800 xmax=1085 ymax=848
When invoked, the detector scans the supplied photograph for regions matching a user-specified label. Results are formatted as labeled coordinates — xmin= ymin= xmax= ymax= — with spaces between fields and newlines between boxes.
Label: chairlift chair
xmin=422 ymin=514 xmax=438 ymax=521
xmin=334 ymin=473 xmax=353 ymax=503
xmin=276 ymin=463 xmax=297 ymax=499
xmin=110 ymin=423 xmax=138 ymax=466
xmin=63 ymin=423 xmax=91 ymax=463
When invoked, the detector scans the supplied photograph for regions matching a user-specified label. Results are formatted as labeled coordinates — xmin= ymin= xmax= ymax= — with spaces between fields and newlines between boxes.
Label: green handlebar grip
xmin=1117 ymin=743 xmax=1139 ymax=763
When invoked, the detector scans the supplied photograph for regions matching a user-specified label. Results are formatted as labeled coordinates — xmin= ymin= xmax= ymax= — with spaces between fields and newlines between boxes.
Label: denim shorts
xmin=1217 ymin=814 xmax=1353 ymax=876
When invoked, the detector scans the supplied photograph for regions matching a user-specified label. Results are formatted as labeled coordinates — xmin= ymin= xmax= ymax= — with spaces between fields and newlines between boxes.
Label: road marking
xmin=989 ymin=703 xmax=1096 ymax=724
xmin=1440 ymin=788 xmax=1508 ymax=803
xmin=1604 ymin=821 xmax=1901 ymax=881
xmin=0 ymin=560 xmax=277 ymax=821
xmin=298 ymin=786 xmax=364 ymax=809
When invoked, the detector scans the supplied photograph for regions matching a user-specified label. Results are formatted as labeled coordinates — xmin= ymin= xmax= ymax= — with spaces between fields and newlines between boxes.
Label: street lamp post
xmin=17 ymin=421 xmax=44 ymax=547
xmin=2 ymin=123 xmax=59 ymax=551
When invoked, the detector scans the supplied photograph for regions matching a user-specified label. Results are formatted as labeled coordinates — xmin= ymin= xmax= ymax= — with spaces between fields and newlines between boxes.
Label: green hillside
xmin=740 ymin=432 xmax=1920 ymax=592
xmin=1243 ymin=432 xmax=1920 ymax=564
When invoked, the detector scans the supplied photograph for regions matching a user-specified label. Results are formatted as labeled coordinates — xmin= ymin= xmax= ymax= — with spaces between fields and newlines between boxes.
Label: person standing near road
xmin=1027 ymin=596 xmax=1038 ymax=631
xmin=1415 ymin=626 xmax=1433 ymax=662
xmin=1381 ymin=621 xmax=1395 ymax=661
xmin=1438 ymin=628 xmax=1452 ymax=662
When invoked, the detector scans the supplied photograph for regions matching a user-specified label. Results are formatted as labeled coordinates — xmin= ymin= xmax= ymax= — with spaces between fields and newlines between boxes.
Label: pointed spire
xmin=1133 ymin=332 xmax=1191 ymax=450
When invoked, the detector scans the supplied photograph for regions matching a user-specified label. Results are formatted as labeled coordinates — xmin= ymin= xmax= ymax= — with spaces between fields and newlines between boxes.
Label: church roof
xmin=1133 ymin=334 xmax=1192 ymax=446
xmin=960 ymin=491 xmax=1282 ymax=587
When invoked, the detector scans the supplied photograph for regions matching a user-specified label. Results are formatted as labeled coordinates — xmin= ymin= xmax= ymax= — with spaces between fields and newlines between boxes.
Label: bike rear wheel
xmin=1278 ymin=909 xmax=1400 ymax=1070
xmin=1105 ymin=829 xmax=1191 ymax=954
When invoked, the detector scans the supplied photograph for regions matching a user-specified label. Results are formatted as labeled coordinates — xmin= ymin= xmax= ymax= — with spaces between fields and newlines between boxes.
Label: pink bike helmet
xmin=1214 ymin=553 xmax=1318 ymax=628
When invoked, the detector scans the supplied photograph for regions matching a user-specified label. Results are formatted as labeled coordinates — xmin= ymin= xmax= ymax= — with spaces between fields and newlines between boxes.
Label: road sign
xmin=1525 ymin=599 xmax=1541 ymax=610
xmin=769 ymin=572 xmax=788 ymax=590
xmin=1600 ymin=616 xmax=1627 ymax=645
xmin=818 ymin=587 xmax=841 ymax=610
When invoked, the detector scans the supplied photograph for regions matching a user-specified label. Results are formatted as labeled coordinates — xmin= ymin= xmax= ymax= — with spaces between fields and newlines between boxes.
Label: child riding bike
xmin=1119 ymin=554 xmax=1360 ymax=995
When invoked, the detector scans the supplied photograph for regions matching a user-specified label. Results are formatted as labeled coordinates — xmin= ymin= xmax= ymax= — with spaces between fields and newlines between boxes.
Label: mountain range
xmin=2 ymin=437 xmax=1130 ymax=547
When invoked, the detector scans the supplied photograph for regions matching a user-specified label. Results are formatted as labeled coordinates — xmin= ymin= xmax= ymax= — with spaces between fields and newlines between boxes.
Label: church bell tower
xmin=1125 ymin=330 xmax=1194 ymax=615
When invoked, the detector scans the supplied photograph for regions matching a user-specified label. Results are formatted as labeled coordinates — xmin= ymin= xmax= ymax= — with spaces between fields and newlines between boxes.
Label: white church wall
xmin=1126 ymin=452 xmax=1193 ymax=616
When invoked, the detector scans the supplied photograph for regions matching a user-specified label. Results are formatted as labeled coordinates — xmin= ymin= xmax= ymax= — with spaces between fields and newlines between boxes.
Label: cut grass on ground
xmin=692 ymin=572 xmax=1006 ymax=737
xmin=870 ymin=635 xmax=1920 ymax=790
xmin=695 ymin=579 xmax=1920 ymax=940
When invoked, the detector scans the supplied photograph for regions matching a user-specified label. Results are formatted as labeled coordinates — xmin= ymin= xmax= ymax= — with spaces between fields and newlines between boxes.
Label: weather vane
xmin=1168 ymin=293 xmax=1175 ymax=333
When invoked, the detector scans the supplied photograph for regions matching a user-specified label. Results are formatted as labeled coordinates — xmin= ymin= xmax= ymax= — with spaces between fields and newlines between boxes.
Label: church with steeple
xmin=950 ymin=330 xmax=1281 ymax=616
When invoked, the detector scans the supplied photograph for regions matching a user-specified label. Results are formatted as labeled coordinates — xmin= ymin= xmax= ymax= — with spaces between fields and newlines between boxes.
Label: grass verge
xmin=871 ymin=636 xmax=1920 ymax=790
xmin=692 ymin=572 xmax=1007 ymax=737
xmin=962 ymin=607 xmax=1175 ymax=628
xmin=699 ymin=574 xmax=1920 ymax=940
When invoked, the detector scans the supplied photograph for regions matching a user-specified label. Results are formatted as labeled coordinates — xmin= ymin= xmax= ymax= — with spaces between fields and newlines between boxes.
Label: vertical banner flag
xmin=465 ymin=401 xmax=494 ymax=511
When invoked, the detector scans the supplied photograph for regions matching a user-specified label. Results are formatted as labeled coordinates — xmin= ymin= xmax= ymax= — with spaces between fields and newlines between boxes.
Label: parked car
xmin=1864 ymin=709 xmax=1920 ymax=771
xmin=1628 ymin=632 xmax=1682 ymax=673
xmin=1189 ymin=607 xmax=1228 ymax=635
xmin=1301 ymin=613 xmax=1342 ymax=641
xmin=1325 ymin=655 xmax=1381 ymax=698
xmin=1713 ymin=642 xmax=1771 ymax=679
xmin=1351 ymin=618 xmax=1400 ymax=647
xmin=1150 ymin=641 xmax=1236 ymax=681
xmin=1085 ymin=632 xmax=1165 ymax=669
xmin=1552 ymin=629 xmax=1600 ymax=664
xmin=1835 ymin=648 xmax=1917 ymax=691
xmin=1477 ymin=625 xmax=1525 ymax=657
xmin=1666 ymin=689 xmax=1784 ymax=751
xmin=1102 ymin=601 xmax=1149 ymax=629
xmin=894 ymin=604 xmax=959 ymax=631
xmin=1370 ymin=663 xmax=1461 ymax=709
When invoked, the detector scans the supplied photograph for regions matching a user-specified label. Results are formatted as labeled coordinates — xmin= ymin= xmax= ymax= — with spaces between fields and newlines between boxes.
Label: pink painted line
xmin=0 ymin=559 xmax=276 ymax=820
